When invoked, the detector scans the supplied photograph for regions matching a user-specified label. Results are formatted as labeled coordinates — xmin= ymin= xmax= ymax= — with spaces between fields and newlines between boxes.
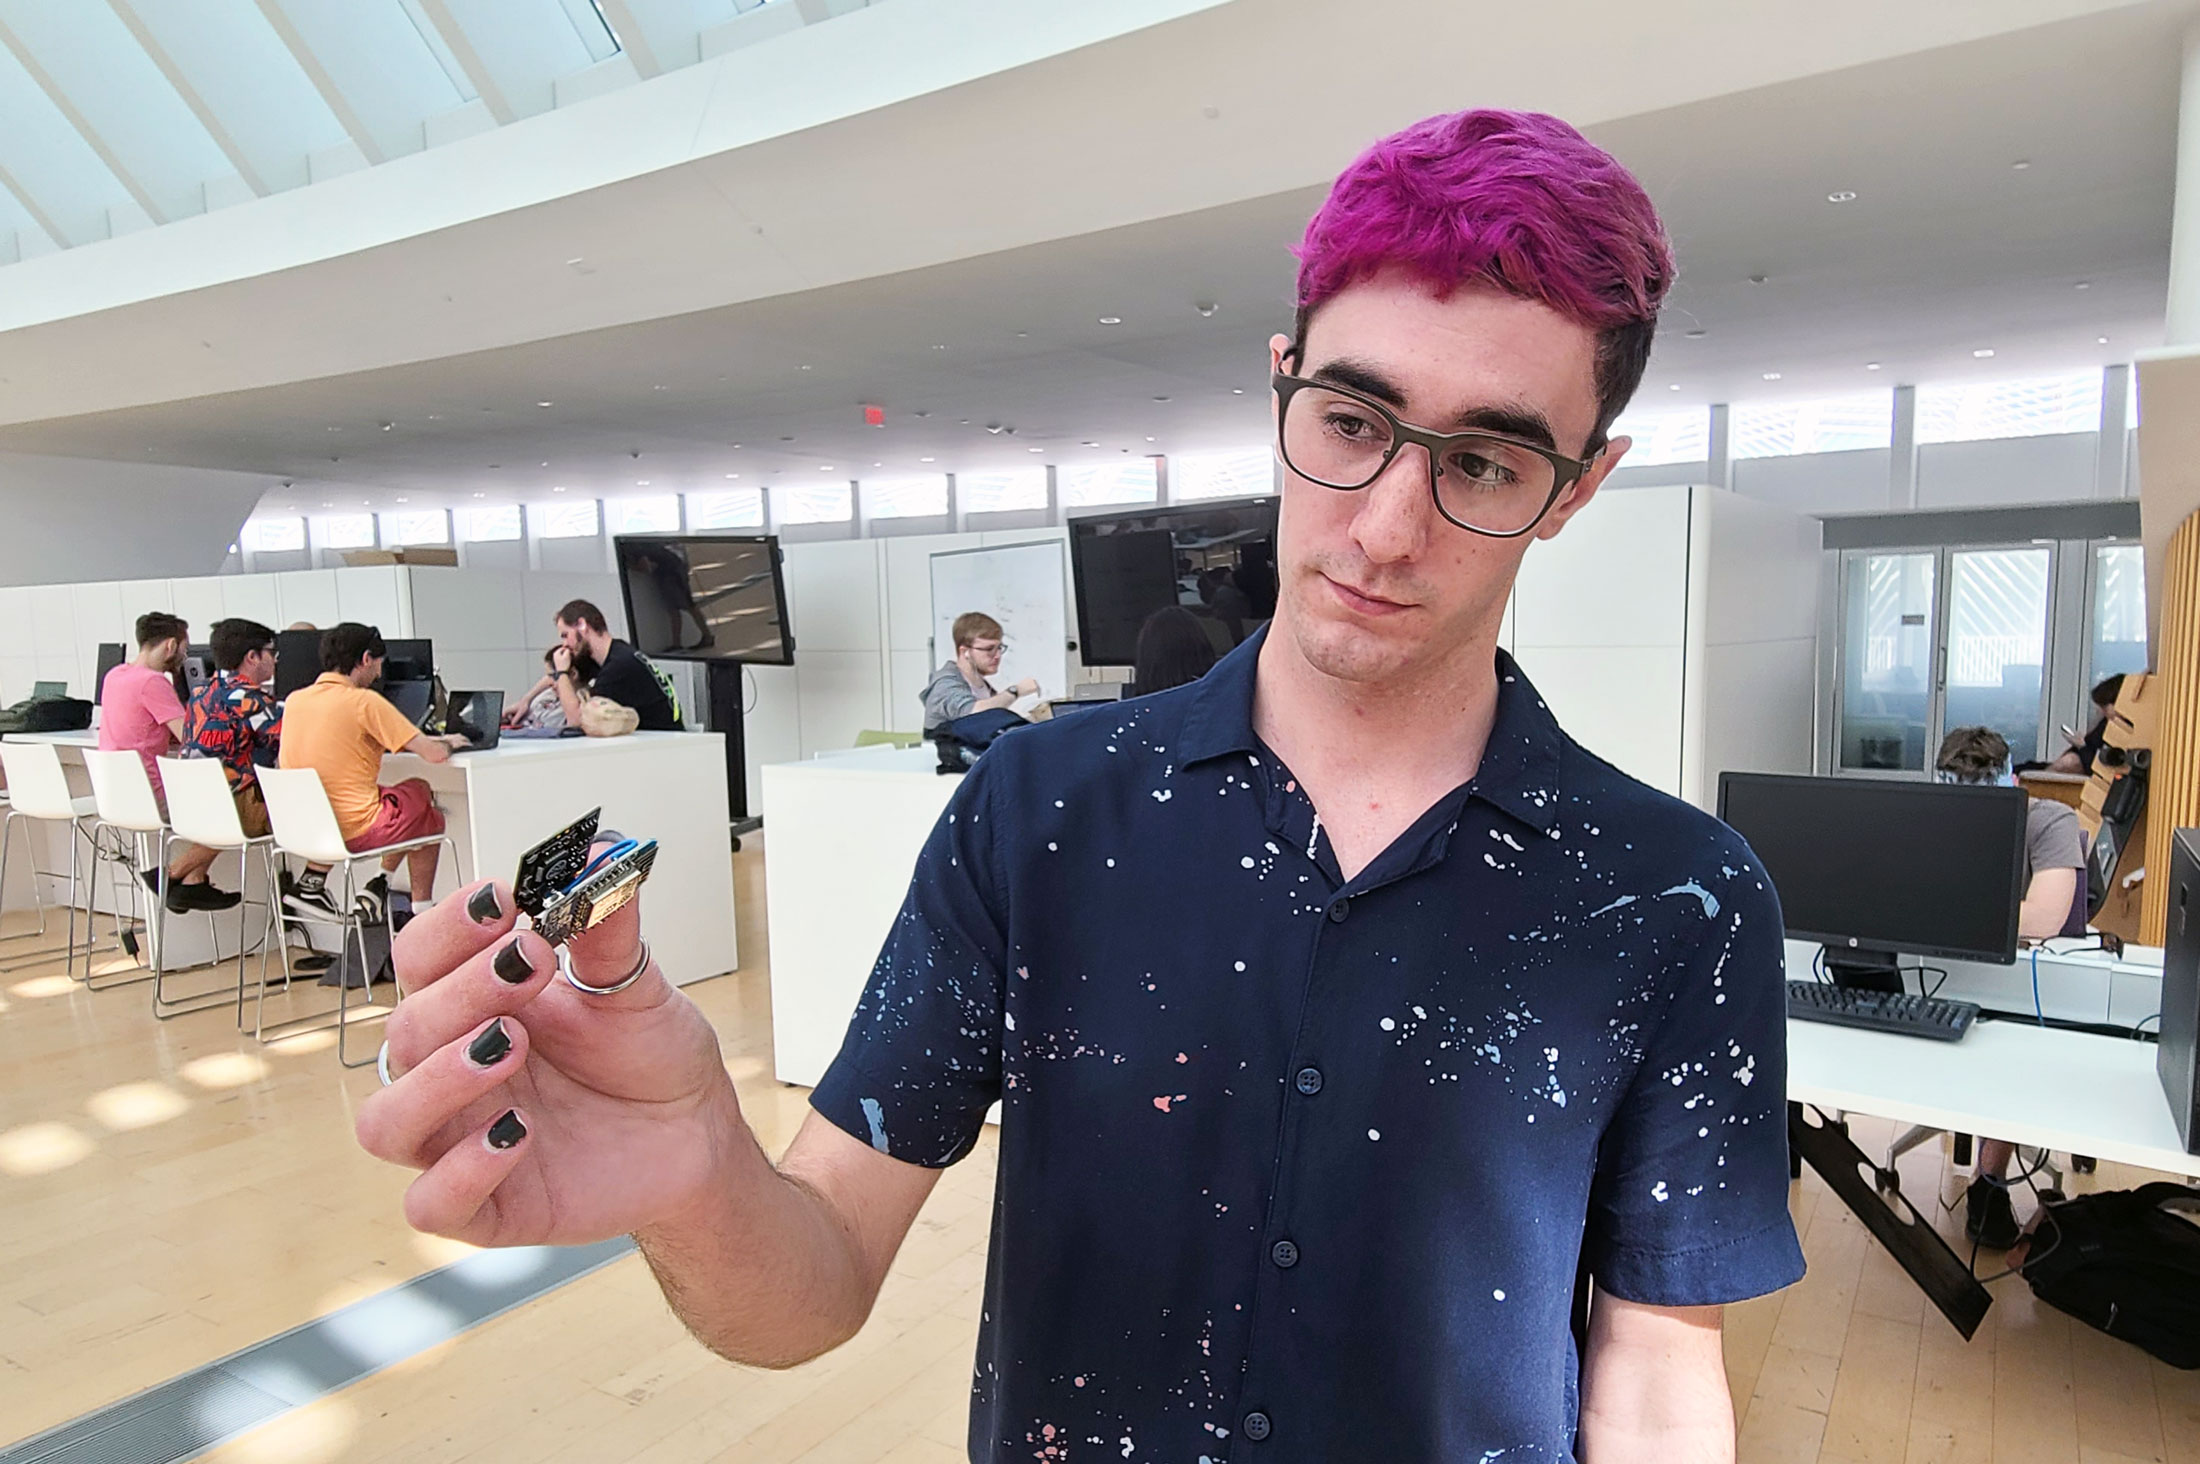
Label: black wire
xmin=1902 ymin=964 xmax=1950 ymax=998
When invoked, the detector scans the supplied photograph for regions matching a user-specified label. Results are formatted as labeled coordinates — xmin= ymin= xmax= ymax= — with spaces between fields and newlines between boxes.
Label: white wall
xmin=0 ymin=449 xmax=266 ymax=587
xmin=1684 ymin=490 xmax=1824 ymax=807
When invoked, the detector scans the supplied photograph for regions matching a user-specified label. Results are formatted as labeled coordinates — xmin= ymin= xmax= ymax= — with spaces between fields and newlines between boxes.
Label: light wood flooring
xmin=2 ymin=839 xmax=2198 ymax=1463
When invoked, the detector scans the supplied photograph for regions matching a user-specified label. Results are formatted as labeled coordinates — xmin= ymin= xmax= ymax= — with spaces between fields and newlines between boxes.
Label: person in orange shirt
xmin=277 ymin=623 xmax=466 ymax=921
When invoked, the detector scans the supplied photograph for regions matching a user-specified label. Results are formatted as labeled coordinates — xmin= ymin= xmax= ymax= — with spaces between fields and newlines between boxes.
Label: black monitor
xmin=1068 ymin=496 xmax=1278 ymax=667
xmin=92 ymin=643 xmax=124 ymax=705
xmin=2159 ymin=828 xmax=2200 ymax=1154
xmin=1716 ymin=772 xmax=2028 ymax=991
xmin=272 ymin=630 xmax=321 ymax=701
xmin=382 ymin=638 xmax=433 ymax=683
xmin=614 ymin=533 xmax=793 ymax=666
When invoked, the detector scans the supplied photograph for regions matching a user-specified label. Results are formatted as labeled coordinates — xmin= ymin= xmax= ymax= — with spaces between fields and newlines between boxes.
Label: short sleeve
xmin=811 ymin=759 xmax=1007 ymax=1169
xmin=147 ymin=674 xmax=186 ymax=724
xmin=2029 ymin=802 xmax=2085 ymax=871
xmin=1585 ymin=844 xmax=1806 ymax=1306
xmin=365 ymin=692 xmax=421 ymax=753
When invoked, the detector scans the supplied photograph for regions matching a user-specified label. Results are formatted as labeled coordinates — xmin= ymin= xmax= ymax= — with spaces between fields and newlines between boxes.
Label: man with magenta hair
xmin=359 ymin=110 xmax=1802 ymax=1460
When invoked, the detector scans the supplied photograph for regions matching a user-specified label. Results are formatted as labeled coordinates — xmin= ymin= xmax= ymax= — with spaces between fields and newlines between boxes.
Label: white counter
xmin=4 ymin=730 xmax=739 ymax=987
xmin=762 ymin=745 xmax=953 ymax=1086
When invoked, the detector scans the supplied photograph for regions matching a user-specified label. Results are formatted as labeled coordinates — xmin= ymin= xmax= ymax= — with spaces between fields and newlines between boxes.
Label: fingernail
xmin=493 ymin=938 xmax=534 ymax=984
xmin=485 ymin=1109 xmax=526 ymax=1150
xmin=466 ymin=884 xmax=503 ymax=924
xmin=467 ymin=1018 xmax=511 ymax=1067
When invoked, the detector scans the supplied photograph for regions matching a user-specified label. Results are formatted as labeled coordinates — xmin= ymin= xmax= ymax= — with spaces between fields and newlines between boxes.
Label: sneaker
xmin=283 ymin=884 xmax=345 ymax=923
xmin=355 ymin=874 xmax=390 ymax=926
xmin=167 ymin=881 xmax=242 ymax=914
xmin=1965 ymin=1175 xmax=2022 ymax=1249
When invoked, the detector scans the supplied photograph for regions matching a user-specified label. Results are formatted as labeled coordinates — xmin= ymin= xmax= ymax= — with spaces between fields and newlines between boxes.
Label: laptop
xmin=385 ymin=678 xmax=434 ymax=727
xmin=444 ymin=690 xmax=504 ymax=752
xmin=31 ymin=680 xmax=65 ymax=699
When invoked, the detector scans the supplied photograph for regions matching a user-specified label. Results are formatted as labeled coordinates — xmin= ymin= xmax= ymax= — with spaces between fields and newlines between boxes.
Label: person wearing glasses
xmin=183 ymin=617 xmax=284 ymax=839
xmin=359 ymin=111 xmax=1800 ymax=1462
xmin=918 ymin=611 xmax=1038 ymax=732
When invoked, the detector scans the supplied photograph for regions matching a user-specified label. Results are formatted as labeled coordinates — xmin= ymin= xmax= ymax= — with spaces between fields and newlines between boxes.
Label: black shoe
xmin=1965 ymin=1175 xmax=2022 ymax=1249
xmin=284 ymin=885 xmax=344 ymax=923
xmin=355 ymin=874 xmax=390 ymax=926
xmin=167 ymin=881 xmax=242 ymax=914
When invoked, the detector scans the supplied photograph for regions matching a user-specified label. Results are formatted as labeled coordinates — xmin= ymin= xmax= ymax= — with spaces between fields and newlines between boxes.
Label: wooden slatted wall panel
xmin=2143 ymin=510 xmax=2200 ymax=945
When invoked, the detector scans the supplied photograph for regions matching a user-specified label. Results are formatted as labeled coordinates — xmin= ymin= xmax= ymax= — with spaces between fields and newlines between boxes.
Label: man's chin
xmin=1287 ymin=615 xmax=1416 ymax=685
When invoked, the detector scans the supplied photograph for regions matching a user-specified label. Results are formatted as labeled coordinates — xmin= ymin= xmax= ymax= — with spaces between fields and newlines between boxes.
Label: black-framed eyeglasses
xmin=1272 ymin=371 xmax=1600 ymax=538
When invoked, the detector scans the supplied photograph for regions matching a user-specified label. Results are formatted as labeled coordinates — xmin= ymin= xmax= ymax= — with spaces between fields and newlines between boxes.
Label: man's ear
xmin=1534 ymin=435 xmax=1631 ymax=543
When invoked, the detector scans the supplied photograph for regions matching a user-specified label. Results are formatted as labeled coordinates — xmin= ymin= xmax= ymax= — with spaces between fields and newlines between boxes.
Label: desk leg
xmin=1788 ymin=1104 xmax=1993 ymax=1340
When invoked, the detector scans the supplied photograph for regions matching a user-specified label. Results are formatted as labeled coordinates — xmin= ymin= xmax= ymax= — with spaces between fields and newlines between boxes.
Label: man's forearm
xmin=634 ymin=1120 xmax=880 ymax=1369
xmin=1578 ymin=1293 xmax=1734 ymax=1463
xmin=554 ymin=675 xmax=584 ymax=723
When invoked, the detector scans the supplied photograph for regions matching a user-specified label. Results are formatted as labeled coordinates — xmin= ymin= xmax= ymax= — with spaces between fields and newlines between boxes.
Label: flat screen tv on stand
xmin=613 ymin=533 xmax=794 ymax=845
xmin=1716 ymin=772 xmax=2028 ymax=994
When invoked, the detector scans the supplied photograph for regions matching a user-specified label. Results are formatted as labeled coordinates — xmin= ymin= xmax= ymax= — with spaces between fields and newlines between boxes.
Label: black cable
xmin=1902 ymin=964 xmax=1950 ymax=998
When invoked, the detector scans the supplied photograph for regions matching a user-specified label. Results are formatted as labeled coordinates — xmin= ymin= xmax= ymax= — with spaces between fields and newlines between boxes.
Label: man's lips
xmin=1323 ymin=574 xmax=1414 ymax=616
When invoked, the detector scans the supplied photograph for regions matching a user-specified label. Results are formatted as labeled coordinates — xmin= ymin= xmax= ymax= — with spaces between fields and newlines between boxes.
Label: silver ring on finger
xmin=557 ymin=939 xmax=650 ymax=997
xmin=376 ymin=1039 xmax=396 ymax=1088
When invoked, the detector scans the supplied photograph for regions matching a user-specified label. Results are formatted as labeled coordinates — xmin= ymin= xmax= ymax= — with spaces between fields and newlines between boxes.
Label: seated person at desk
xmin=921 ymin=612 xmax=1038 ymax=731
xmin=1937 ymin=725 xmax=2088 ymax=1248
xmin=101 ymin=611 xmax=237 ymax=912
xmin=183 ymin=617 xmax=283 ymax=838
xmin=550 ymin=600 xmax=679 ymax=732
xmin=2044 ymin=674 xmax=2126 ymax=776
xmin=279 ymin=623 xmax=467 ymax=920
xmin=504 ymin=646 xmax=595 ymax=733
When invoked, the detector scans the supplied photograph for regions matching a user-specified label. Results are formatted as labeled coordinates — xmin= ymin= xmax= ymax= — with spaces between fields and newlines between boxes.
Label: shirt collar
xmin=1176 ymin=625 xmax=1564 ymax=835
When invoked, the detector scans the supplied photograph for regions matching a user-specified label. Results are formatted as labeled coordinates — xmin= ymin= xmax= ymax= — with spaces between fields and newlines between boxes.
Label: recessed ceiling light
xmin=1684 ymin=329 xmax=1707 ymax=339
xmin=473 ymin=491 xmax=486 ymax=498
xmin=1145 ymin=435 xmax=1156 ymax=442
xmin=725 ymin=472 xmax=738 ymax=478
xmin=2012 ymin=159 xmax=2032 ymax=170
xmin=821 ymin=465 xmax=834 ymax=471
xmin=1081 ymin=441 xmax=1099 ymax=447
xmin=1748 ymin=274 xmax=1768 ymax=286
xmin=537 ymin=401 xmax=553 ymax=408
xmin=1866 ymin=362 xmax=1882 ymax=370
xmin=552 ymin=486 xmax=566 ymax=493
xmin=540 ymin=461 xmax=548 ymax=467
xmin=321 ymin=500 xmax=333 ymax=507
xmin=1668 ymin=383 xmax=1682 ymax=391
xmin=799 ymin=365 xmax=811 ymax=371
xmin=652 ymin=384 xmax=666 ymax=391
xmin=1973 ymin=348 xmax=1995 ymax=358
xmin=920 ymin=456 xmax=935 ymax=463
xmin=396 ymin=495 xmax=409 ymax=502
xmin=1762 ymin=372 xmax=1782 ymax=380
xmin=873 ymin=461 xmax=883 ymax=467
xmin=1826 ymin=190 xmax=1857 ymax=204
xmin=1028 ymin=447 xmax=1044 ymax=453
xmin=2099 ymin=336 xmax=2111 ymax=345
xmin=779 ymin=435 xmax=795 ymax=442
xmin=426 ymin=413 xmax=442 ymax=421
xmin=2075 ymin=281 xmax=2092 ymax=291
xmin=378 ymin=421 xmax=394 ymax=432
xmin=1231 ymin=388 xmax=1245 ymax=395
xmin=932 ymin=344 xmax=948 ymax=351
xmin=1153 ymin=395 xmax=1171 ymax=402
xmin=1099 ymin=316 xmax=1122 ymax=325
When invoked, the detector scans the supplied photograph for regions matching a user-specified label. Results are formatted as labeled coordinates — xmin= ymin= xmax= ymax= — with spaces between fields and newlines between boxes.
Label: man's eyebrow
xmin=1305 ymin=358 xmax=1561 ymax=451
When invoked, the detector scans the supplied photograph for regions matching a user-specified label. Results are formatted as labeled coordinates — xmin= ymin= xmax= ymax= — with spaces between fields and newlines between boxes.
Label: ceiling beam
xmin=412 ymin=0 xmax=516 ymax=125
xmin=107 ymin=0 xmax=270 ymax=198
xmin=595 ymin=0 xmax=663 ymax=78
xmin=0 ymin=156 xmax=68 ymax=250
xmin=0 ymin=12 xmax=169 ymax=225
xmin=252 ymin=0 xmax=386 ymax=166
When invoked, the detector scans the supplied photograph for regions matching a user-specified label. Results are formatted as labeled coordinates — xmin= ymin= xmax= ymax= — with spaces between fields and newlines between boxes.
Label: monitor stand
xmin=1822 ymin=946 xmax=1904 ymax=993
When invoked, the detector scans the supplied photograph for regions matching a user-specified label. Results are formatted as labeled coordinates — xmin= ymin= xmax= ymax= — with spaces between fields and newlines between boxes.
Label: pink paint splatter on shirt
xmin=1176 ymin=1052 xmax=1189 ymax=1064
xmin=1153 ymin=1094 xmax=1188 ymax=1113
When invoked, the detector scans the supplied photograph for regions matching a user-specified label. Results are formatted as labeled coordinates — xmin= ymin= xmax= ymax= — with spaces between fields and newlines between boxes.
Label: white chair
xmin=81 ymin=749 xmax=174 ymax=996
xmin=157 ymin=756 xmax=284 ymax=1022
xmin=0 ymin=741 xmax=120 ymax=980
xmin=258 ymin=766 xmax=455 ymax=1067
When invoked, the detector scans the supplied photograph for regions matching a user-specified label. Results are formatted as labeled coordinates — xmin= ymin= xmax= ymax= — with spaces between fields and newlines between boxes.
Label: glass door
xmin=1838 ymin=551 xmax=1937 ymax=771
xmin=1942 ymin=547 xmax=2052 ymax=763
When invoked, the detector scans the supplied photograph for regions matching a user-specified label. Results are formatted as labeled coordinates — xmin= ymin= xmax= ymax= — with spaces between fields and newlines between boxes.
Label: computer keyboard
xmin=1785 ymin=981 xmax=1980 ymax=1042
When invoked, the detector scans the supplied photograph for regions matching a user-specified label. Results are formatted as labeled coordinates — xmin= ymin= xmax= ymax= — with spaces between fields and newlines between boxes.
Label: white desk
xmin=761 ymin=745 xmax=953 ymax=1086
xmin=3 ymin=730 xmax=738 ymax=988
xmin=1783 ymin=937 xmax=2164 ymax=1032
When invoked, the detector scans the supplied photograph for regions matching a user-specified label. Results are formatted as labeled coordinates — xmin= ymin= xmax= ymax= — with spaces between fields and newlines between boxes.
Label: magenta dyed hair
xmin=1293 ymin=109 xmax=1673 ymax=444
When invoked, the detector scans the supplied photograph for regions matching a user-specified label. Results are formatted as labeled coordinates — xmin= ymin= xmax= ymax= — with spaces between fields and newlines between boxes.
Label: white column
xmin=1704 ymin=403 xmax=1732 ymax=492
xmin=946 ymin=473 xmax=965 ymax=534
xmin=1154 ymin=455 xmax=1172 ymax=507
xmin=2168 ymin=25 xmax=2200 ymax=342
xmin=1890 ymin=384 xmax=1920 ymax=511
xmin=2097 ymin=364 xmax=2132 ymax=499
xmin=1043 ymin=466 xmax=1060 ymax=527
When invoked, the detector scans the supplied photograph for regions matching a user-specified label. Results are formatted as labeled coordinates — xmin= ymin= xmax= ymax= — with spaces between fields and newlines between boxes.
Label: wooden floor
xmin=3 ymin=840 xmax=2198 ymax=1463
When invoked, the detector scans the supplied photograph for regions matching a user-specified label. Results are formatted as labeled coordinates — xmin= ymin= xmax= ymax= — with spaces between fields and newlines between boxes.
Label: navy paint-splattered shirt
xmin=812 ymin=630 xmax=1805 ymax=1462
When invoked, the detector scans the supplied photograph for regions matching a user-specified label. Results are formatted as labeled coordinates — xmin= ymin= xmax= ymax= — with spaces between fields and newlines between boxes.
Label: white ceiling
xmin=0 ymin=1 xmax=2184 ymax=514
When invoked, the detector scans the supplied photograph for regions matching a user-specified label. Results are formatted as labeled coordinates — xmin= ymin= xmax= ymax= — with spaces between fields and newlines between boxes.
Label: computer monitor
xmin=1716 ymin=772 xmax=2028 ymax=991
xmin=382 ymin=638 xmax=433 ymax=683
xmin=92 ymin=643 xmax=124 ymax=705
xmin=1067 ymin=496 xmax=1278 ymax=666
xmin=385 ymin=678 xmax=434 ymax=727
xmin=444 ymin=690 xmax=504 ymax=750
xmin=272 ymin=630 xmax=321 ymax=701
xmin=2160 ymin=829 xmax=2200 ymax=1154
xmin=181 ymin=645 xmax=213 ymax=698
xmin=615 ymin=534 xmax=793 ymax=666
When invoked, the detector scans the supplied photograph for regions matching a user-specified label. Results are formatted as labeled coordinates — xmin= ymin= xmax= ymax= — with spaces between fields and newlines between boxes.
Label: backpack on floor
xmin=2020 ymin=1182 xmax=2200 ymax=1368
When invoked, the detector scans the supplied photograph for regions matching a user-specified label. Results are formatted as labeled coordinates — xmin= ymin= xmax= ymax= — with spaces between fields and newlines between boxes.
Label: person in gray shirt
xmin=921 ymin=611 xmax=1037 ymax=732
xmin=1936 ymin=725 xmax=2087 ymax=1248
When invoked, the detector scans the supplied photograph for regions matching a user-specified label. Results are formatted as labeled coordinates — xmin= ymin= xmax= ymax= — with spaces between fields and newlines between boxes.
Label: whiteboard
xmin=929 ymin=540 xmax=1070 ymax=701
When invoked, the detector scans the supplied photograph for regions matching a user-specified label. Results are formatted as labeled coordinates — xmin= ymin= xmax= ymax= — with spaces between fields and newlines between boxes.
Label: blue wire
xmin=2029 ymin=945 xmax=2046 ymax=1026
xmin=570 ymin=839 xmax=637 ymax=889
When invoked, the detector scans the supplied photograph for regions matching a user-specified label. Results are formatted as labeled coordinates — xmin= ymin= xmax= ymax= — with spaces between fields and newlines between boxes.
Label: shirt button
xmin=1243 ymin=1411 xmax=1273 ymax=1442
xmin=1326 ymin=897 xmax=1350 ymax=923
xmin=1294 ymin=1067 xmax=1324 ymax=1095
xmin=1271 ymin=1239 xmax=1299 ymax=1269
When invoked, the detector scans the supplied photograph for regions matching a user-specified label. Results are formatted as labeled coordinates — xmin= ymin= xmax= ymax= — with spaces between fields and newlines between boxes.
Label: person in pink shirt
xmin=98 ymin=612 xmax=237 ymax=913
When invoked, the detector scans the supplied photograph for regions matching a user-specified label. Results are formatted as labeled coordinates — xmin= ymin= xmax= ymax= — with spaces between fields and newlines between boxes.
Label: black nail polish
xmin=467 ymin=1018 xmax=511 ymax=1067
xmin=485 ymin=1109 xmax=526 ymax=1150
xmin=493 ymin=938 xmax=534 ymax=984
xmin=466 ymin=884 xmax=503 ymax=925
